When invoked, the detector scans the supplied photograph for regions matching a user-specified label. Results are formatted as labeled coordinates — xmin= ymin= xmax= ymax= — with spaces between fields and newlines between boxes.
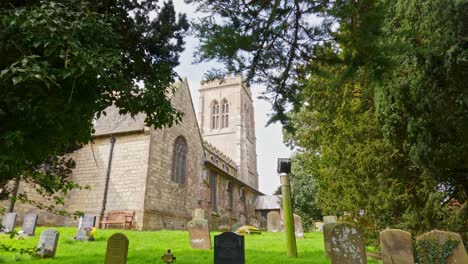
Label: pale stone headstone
xmin=1 ymin=213 xmax=17 ymax=232
xmin=380 ymin=229 xmax=414 ymax=264
xmin=329 ymin=222 xmax=367 ymax=264
xmin=323 ymin=215 xmax=337 ymax=225
xmin=37 ymin=229 xmax=60 ymax=258
xmin=75 ymin=215 xmax=96 ymax=240
xmin=105 ymin=233 xmax=129 ymax=264
xmin=293 ymin=214 xmax=304 ymax=238
xmin=315 ymin=221 xmax=324 ymax=231
xmin=188 ymin=209 xmax=211 ymax=249
xmin=214 ymin=232 xmax=245 ymax=264
xmin=323 ymin=223 xmax=337 ymax=258
xmin=416 ymin=230 xmax=468 ymax=264
xmin=267 ymin=211 xmax=281 ymax=232
xmin=249 ymin=218 xmax=260 ymax=228
xmin=22 ymin=213 xmax=38 ymax=236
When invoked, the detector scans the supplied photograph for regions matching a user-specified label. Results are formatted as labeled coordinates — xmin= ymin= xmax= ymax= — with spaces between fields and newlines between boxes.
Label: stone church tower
xmin=198 ymin=76 xmax=259 ymax=189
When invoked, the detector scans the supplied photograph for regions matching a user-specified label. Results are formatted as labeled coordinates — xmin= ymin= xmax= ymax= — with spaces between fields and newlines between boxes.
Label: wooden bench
xmin=101 ymin=211 xmax=135 ymax=230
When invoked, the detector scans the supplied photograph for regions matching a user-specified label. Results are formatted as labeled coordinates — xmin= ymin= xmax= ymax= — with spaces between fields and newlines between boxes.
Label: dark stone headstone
xmin=1 ymin=213 xmax=17 ymax=233
xmin=380 ymin=229 xmax=414 ymax=264
xmin=37 ymin=229 xmax=60 ymax=257
xmin=214 ymin=232 xmax=245 ymax=264
xmin=267 ymin=211 xmax=281 ymax=232
xmin=105 ymin=233 xmax=129 ymax=264
xmin=329 ymin=222 xmax=367 ymax=264
xmin=75 ymin=215 xmax=96 ymax=240
xmin=323 ymin=222 xmax=337 ymax=258
xmin=22 ymin=213 xmax=38 ymax=236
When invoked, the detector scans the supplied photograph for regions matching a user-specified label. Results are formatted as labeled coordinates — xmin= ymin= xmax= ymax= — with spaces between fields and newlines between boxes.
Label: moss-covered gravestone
xmin=329 ymin=222 xmax=367 ymax=264
xmin=188 ymin=209 xmax=211 ymax=249
xmin=415 ymin=230 xmax=468 ymax=264
xmin=105 ymin=233 xmax=129 ymax=264
xmin=380 ymin=229 xmax=414 ymax=264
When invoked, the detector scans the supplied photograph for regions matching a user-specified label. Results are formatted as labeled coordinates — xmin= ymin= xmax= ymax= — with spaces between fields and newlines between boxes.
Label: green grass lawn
xmin=1 ymin=227 xmax=381 ymax=263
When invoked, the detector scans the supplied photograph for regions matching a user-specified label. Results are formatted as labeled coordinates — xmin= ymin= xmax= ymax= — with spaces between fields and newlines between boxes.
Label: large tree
xmin=190 ymin=0 xmax=467 ymax=235
xmin=0 ymin=0 xmax=188 ymax=209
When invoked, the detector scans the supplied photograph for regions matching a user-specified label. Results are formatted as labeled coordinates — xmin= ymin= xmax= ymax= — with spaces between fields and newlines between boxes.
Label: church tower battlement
xmin=198 ymin=76 xmax=259 ymax=189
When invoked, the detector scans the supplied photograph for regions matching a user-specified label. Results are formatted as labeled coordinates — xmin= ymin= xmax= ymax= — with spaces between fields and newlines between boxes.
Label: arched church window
xmin=227 ymin=181 xmax=233 ymax=209
xmin=172 ymin=136 xmax=187 ymax=185
xmin=221 ymin=99 xmax=229 ymax=128
xmin=210 ymin=171 xmax=217 ymax=211
xmin=211 ymin=101 xmax=220 ymax=129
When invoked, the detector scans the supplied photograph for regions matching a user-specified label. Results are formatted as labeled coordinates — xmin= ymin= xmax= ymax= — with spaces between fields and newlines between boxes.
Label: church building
xmin=10 ymin=76 xmax=263 ymax=230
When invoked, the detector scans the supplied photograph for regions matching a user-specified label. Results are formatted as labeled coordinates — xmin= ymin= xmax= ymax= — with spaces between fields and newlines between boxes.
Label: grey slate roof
xmin=93 ymin=106 xmax=147 ymax=136
xmin=254 ymin=195 xmax=281 ymax=210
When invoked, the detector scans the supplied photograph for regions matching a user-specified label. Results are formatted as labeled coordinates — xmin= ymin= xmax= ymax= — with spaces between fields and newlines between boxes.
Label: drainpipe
xmin=8 ymin=177 xmax=20 ymax=212
xmin=99 ymin=135 xmax=116 ymax=228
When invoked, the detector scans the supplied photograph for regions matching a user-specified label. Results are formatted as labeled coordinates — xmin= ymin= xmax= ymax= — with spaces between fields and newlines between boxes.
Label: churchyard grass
xmin=0 ymin=227 xmax=381 ymax=263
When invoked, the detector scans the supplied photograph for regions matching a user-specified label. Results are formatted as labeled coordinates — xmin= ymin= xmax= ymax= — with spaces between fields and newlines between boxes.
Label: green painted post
xmin=281 ymin=174 xmax=297 ymax=257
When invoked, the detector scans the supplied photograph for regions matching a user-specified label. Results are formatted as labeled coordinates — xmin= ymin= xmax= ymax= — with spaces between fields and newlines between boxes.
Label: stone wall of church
xmin=7 ymin=132 xmax=151 ymax=229
xmin=142 ymin=80 xmax=205 ymax=230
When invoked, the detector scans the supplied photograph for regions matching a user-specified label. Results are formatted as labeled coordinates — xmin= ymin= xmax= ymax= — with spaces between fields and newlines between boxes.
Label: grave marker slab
xmin=37 ymin=229 xmax=59 ymax=258
xmin=323 ymin=223 xmax=337 ymax=258
xmin=380 ymin=229 xmax=414 ymax=264
xmin=1 ymin=213 xmax=17 ymax=233
xmin=315 ymin=221 xmax=324 ymax=231
xmin=294 ymin=214 xmax=304 ymax=238
xmin=75 ymin=215 xmax=96 ymax=240
xmin=105 ymin=233 xmax=129 ymax=264
xmin=416 ymin=230 xmax=468 ymax=264
xmin=214 ymin=232 xmax=245 ymax=264
xmin=267 ymin=211 xmax=281 ymax=232
xmin=188 ymin=209 xmax=211 ymax=249
xmin=323 ymin=215 xmax=337 ymax=225
xmin=329 ymin=222 xmax=367 ymax=264
xmin=22 ymin=213 xmax=38 ymax=236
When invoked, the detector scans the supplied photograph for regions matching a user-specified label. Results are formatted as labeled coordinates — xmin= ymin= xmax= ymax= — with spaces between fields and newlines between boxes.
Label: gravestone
xmin=1 ymin=213 xmax=17 ymax=232
xmin=214 ymin=232 xmax=245 ymax=264
xmin=22 ymin=213 xmax=38 ymax=236
xmin=323 ymin=215 xmax=337 ymax=225
xmin=323 ymin=223 xmax=337 ymax=258
xmin=267 ymin=211 xmax=281 ymax=232
xmin=416 ymin=230 xmax=468 ymax=264
xmin=105 ymin=233 xmax=129 ymax=264
xmin=249 ymin=218 xmax=260 ymax=228
xmin=188 ymin=209 xmax=211 ymax=249
xmin=315 ymin=221 xmax=324 ymax=231
xmin=37 ymin=229 xmax=60 ymax=258
xmin=329 ymin=222 xmax=367 ymax=264
xmin=75 ymin=215 xmax=96 ymax=240
xmin=380 ymin=229 xmax=414 ymax=264
xmin=293 ymin=214 xmax=304 ymax=238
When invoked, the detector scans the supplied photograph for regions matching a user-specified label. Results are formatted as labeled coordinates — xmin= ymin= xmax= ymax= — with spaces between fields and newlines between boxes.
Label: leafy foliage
xmin=191 ymin=0 xmax=468 ymax=239
xmin=0 ymin=0 xmax=188 ymax=211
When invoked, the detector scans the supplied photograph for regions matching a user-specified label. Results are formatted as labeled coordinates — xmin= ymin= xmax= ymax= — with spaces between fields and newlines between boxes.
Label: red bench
xmin=101 ymin=211 xmax=135 ymax=230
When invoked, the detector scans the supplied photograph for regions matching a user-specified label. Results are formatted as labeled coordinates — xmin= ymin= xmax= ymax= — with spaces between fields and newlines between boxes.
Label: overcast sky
xmin=172 ymin=0 xmax=293 ymax=195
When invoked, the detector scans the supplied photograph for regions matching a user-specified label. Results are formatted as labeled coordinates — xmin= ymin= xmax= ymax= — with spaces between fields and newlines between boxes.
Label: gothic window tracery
xmin=211 ymin=100 xmax=220 ymax=129
xmin=221 ymin=99 xmax=229 ymax=128
xmin=171 ymin=136 xmax=187 ymax=185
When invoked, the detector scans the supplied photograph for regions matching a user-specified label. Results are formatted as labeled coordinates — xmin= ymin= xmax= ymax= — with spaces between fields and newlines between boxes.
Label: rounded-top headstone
xmin=105 ymin=233 xmax=129 ymax=264
xmin=266 ymin=211 xmax=281 ymax=232
xmin=329 ymin=222 xmax=367 ymax=264
xmin=380 ymin=229 xmax=414 ymax=264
